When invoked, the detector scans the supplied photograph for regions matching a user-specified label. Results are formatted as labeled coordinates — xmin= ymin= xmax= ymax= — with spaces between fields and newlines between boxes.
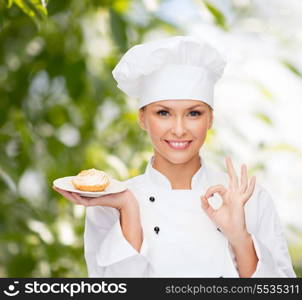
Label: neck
xmin=152 ymin=153 xmax=202 ymax=190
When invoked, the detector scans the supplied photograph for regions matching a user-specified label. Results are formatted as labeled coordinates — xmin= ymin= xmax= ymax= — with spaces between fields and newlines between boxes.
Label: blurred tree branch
xmin=5 ymin=0 xmax=48 ymax=19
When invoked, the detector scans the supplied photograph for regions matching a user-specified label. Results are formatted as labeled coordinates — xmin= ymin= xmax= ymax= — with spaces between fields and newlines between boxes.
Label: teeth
xmin=168 ymin=142 xmax=189 ymax=147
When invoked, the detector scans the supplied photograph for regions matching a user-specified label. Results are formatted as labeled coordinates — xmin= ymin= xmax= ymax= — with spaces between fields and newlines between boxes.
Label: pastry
xmin=71 ymin=168 xmax=110 ymax=192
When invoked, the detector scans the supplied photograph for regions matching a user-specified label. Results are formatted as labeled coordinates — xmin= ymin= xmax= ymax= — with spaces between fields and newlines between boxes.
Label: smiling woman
xmin=138 ymin=100 xmax=213 ymax=185
xmin=54 ymin=35 xmax=296 ymax=278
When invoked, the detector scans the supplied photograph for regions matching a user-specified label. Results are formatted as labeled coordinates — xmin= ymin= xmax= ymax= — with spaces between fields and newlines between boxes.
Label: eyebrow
xmin=155 ymin=104 xmax=206 ymax=110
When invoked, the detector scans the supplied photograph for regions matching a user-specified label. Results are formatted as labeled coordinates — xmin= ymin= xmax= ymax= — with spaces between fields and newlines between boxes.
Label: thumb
xmin=200 ymin=195 xmax=215 ymax=217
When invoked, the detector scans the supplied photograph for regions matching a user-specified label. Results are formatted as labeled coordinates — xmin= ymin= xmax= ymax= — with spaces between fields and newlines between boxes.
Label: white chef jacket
xmin=84 ymin=155 xmax=296 ymax=277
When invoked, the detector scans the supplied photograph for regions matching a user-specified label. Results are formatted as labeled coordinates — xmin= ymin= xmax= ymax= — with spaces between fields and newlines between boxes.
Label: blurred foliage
xmin=0 ymin=0 xmax=301 ymax=277
xmin=204 ymin=1 xmax=228 ymax=31
xmin=0 ymin=0 xmax=179 ymax=277
xmin=5 ymin=0 xmax=48 ymax=20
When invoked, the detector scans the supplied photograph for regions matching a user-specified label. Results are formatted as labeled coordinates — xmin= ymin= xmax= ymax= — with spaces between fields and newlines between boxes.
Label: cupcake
xmin=71 ymin=168 xmax=110 ymax=192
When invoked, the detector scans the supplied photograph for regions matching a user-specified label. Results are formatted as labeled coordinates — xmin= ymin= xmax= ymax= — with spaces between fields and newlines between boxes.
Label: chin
xmin=160 ymin=151 xmax=197 ymax=165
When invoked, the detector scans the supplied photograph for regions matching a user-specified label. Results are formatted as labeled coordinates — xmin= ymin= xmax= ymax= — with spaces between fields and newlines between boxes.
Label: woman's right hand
xmin=52 ymin=186 xmax=138 ymax=211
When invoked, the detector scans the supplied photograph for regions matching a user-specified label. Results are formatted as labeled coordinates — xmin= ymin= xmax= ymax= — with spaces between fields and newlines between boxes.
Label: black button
xmin=149 ymin=196 xmax=155 ymax=202
xmin=154 ymin=226 xmax=160 ymax=234
xmin=217 ymin=228 xmax=221 ymax=232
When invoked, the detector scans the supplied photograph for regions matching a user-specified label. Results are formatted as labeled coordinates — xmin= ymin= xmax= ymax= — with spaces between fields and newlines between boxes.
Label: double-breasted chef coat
xmin=84 ymin=155 xmax=296 ymax=277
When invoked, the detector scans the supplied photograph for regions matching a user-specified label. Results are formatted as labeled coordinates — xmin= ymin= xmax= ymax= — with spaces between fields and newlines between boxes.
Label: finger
xmin=83 ymin=198 xmax=106 ymax=207
xmin=53 ymin=186 xmax=71 ymax=197
xmin=82 ymin=196 xmax=110 ymax=206
xmin=86 ymin=193 xmax=117 ymax=207
xmin=52 ymin=186 xmax=83 ymax=205
xmin=243 ymin=176 xmax=256 ymax=200
xmin=200 ymin=195 xmax=215 ymax=217
xmin=56 ymin=188 xmax=83 ymax=203
xmin=72 ymin=192 xmax=113 ymax=207
xmin=204 ymin=184 xmax=227 ymax=199
xmin=64 ymin=192 xmax=83 ymax=204
xmin=53 ymin=186 xmax=68 ymax=192
xmin=240 ymin=164 xmax=248 ymax=193
xmin=53 ymin=186 xmax=63 ymax=193
xmin=72 ymin=193 xmax=92 ymax=202
xmin=226 ymin=156 xmax=239 ymax=188
xmin=71 ymin=192 xmax=91 ymax=206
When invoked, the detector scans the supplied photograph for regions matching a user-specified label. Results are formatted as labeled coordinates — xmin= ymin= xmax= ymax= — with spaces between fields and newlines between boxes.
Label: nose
xmin=171 ymin=116 xmax=187 ymax=137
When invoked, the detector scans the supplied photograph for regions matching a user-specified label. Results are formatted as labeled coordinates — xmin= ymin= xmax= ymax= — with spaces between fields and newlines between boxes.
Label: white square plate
xmin=53 ymin=176 xmax=127 ymax=198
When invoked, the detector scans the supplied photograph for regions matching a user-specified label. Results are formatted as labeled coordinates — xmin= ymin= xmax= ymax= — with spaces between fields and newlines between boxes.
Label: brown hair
xmin=139 ymin=103 xmax=213 ymax=112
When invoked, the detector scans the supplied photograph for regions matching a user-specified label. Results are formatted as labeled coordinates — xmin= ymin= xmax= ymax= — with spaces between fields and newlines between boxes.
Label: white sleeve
xmin=228 ymin=188 xmax=296 ymax=277
xmin=84 ymin=206 xmax=150 ymax=277
xmin=249 ymin=189 xmax=296 ymax=277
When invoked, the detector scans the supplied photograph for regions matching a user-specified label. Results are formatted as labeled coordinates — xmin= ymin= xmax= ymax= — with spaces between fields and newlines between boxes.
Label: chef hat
xmin=112 ymin=35 xmax=226 ymax=109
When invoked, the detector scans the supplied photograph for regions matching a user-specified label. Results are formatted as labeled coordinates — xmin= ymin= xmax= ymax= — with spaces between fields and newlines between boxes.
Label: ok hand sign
xmin=200 ymin=157 xmax=256 ymax=245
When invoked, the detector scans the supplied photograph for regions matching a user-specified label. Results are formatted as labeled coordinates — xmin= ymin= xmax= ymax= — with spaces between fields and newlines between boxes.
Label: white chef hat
xmin=112 ymin=35 xmax=226 ymax=109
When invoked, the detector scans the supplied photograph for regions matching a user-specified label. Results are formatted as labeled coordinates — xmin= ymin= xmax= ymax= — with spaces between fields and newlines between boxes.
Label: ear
xmin=208 ymin=110 xmax=214 ymax=129
xmin=138 ymin=109 xmax=146 ymax=131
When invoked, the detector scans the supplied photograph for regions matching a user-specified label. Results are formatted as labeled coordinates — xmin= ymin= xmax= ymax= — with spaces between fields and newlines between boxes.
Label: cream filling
xmin=73 ymin=169 xmax=109 ymax=186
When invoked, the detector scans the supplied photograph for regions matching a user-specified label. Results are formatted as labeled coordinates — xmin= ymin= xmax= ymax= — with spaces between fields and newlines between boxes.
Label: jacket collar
xmin=144 ymin=154 xmax=207 ymax=190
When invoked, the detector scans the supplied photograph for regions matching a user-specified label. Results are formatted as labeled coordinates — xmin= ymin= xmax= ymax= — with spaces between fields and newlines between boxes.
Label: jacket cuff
xmin=96 ymin=218 xmax=149 ymax=267
xmin=228 ymin=233 xmax=280 ymax=278
xmin=249 ymin=233 xmax=280 ymax=277
xmin=226 ymin=233 xmax=280 ymax=277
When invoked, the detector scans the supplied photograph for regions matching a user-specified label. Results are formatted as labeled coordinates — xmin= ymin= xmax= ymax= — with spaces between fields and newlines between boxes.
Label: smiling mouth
xmin=164 ymin=140 xmax=192 ymax=150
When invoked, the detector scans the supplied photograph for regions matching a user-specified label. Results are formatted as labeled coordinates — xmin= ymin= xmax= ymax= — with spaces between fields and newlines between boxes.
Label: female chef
xmin=53 ymin=36 xmax=296 ymax=277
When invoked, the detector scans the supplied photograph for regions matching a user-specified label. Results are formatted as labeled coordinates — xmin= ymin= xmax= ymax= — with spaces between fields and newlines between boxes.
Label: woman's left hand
xmin=200 ymin=157 xmax=256 ymax=245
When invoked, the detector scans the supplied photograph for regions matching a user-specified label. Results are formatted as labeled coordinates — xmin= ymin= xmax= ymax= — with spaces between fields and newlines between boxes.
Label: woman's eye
xmin=156 ymin=110 xmax=203 ymax=117
xmin=189 ymin=110 xmax=202 ymax=116
xmin=157 ymin=110 xmax=169 ymax=116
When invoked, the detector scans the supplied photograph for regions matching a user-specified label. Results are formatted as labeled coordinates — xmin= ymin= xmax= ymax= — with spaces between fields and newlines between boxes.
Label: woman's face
xmin=138 ymin=100 xmax=213 ymax=164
